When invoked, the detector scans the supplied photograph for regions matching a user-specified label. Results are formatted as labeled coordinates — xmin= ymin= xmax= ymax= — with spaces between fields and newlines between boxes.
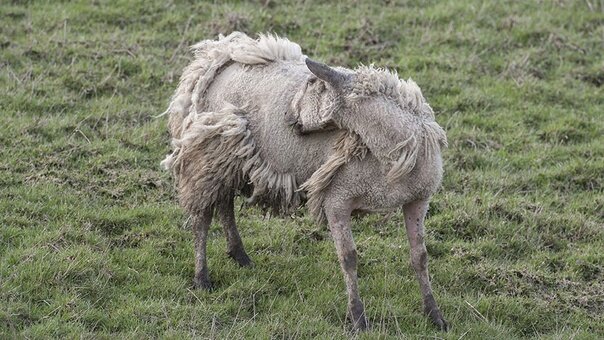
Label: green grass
xmin=1 ymin=0 xmax=603 ymax=338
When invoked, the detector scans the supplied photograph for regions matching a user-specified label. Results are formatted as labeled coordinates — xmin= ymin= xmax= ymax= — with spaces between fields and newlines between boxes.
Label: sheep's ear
xmin=305 ymin=58 xmax=350 ymax=89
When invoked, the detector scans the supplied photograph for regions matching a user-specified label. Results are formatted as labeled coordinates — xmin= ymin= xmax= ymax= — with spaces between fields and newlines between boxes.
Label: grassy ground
xmin=1 ymin=0 xmax=603 ymax=338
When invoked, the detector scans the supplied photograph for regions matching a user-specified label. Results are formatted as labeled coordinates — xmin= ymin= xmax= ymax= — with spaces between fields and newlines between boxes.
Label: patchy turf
xmin=1 ymin=0 xmax=602 ymax=338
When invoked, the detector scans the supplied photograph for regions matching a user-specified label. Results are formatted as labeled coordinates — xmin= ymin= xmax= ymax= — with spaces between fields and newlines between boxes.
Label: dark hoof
xmin=228 ymin=249 xmax=253 ymax=267
xmin=193 ymin=277 xmax=213 ymax=291
xmin=426 ymin=307 xmax=449 ymax=332
xmin=424 ymin=294 xmax=448 ymax=331
xmin=351 ymin=316 xmax=368 ymax=332
xmin=349 ymin=303 xmax=368 ymax=331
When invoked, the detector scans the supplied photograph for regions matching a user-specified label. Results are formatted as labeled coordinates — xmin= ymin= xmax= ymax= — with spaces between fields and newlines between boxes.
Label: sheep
xmin=161 ymin=32 xmax=449 ymax=331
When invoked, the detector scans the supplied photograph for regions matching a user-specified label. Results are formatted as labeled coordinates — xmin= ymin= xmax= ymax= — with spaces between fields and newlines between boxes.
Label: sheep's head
xmin=305 ymin=58 xmax=436 ymax=124
xmin=305 ymin=58 xmax=447 ymax=180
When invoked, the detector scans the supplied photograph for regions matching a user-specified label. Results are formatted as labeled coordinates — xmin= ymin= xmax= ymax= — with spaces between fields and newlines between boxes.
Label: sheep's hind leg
xmin=325 ymin=201 xmax=368 ymax=331
xmin=403 ymin=199 xmax=448 ymax=331
xmin=217 ymin=195 xmax=252 ymax=267
xmin=192 ymin=205 xmax=214 ymax=290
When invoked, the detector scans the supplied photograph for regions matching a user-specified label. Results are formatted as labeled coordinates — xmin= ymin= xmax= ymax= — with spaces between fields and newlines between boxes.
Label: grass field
xmin=1 ymin=0 xmax=603 ymax=338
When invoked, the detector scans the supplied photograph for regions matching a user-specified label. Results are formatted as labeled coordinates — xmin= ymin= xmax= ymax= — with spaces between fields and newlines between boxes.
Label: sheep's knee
xmin=339 ymin=248 xmax=357 ymax=272
xmin=410 ymin=247 xmax=428 ymax=272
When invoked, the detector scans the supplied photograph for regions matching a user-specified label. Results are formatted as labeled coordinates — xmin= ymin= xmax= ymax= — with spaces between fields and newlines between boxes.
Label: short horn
xmin=305 ymin=58 xmax=350 ymax=88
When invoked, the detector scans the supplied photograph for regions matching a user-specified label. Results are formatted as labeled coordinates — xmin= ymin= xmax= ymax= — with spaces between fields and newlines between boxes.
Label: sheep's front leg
xmin=403 ymin=199 xmax=448 ymax=331
xmin=192 ymin=206 xmax=214 ymax=290
xmin=325 ymin=202 xmax=367 ymax=331
xmin=217 ymin=195 xmax=252 ymax=267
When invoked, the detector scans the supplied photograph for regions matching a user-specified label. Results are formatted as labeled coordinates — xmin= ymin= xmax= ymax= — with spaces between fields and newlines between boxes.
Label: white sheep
xmin=162 ymin=32 xmax=448 ymax=331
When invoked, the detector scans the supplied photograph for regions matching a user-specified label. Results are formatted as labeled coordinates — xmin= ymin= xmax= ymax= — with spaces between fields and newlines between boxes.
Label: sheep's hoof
xmin=351 ymin=317 xmax=368 ymax=332
xmin=425 ymin=306 xmax=449 ymax=332
xmin=349 ymin=304 xmax=368 ymax=331
xmin=193 ymin=277 xmax=213 ymax=291
xmin=227 ymin=248 xmax=253 ymax=267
